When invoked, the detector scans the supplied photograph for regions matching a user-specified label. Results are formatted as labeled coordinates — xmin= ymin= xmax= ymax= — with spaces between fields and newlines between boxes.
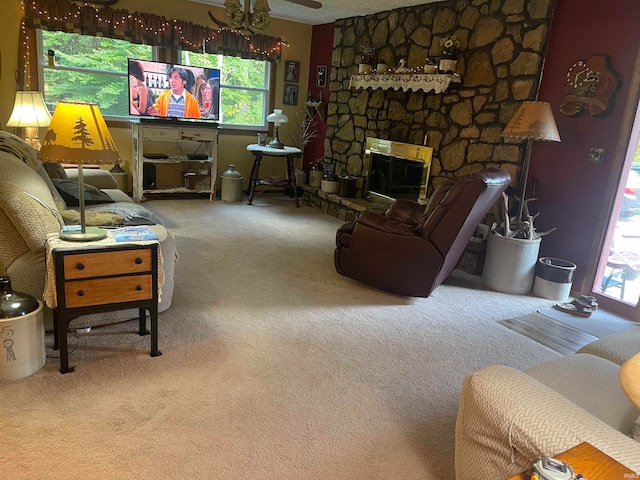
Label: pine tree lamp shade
xmin=38 ymin=101 xmax=122 ymax=241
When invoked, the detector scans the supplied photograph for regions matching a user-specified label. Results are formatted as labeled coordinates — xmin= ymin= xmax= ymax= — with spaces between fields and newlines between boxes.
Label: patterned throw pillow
xmin=51 ymin=178 xmax=114 ymax=206
xmin=42 ymin=162 xmax=68 ymax=180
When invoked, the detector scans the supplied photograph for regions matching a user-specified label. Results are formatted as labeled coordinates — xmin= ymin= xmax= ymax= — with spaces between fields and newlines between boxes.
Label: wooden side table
xmin=508 ymin=442 xmax=635 ymax=480
xmin=246 ymin=144 xmax=302 ymax=207
xmin=50 ymin=243 xmax=160 ymax=373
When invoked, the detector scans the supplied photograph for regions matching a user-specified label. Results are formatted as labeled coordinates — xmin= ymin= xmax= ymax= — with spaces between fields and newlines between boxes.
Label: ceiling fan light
xmin=253 ymin=0 xmax=271 ymax=12
xmin=223 ymin=0 xmax=242 ymax=9
xmin=250 ymin=0 xmax=270 ymax=32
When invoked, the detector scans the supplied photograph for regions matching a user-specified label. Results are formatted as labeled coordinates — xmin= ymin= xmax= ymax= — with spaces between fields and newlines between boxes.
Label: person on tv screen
xmin=198 ymin=77 xmax=220 ymax=120
xmin=148 ymin=67 xmax=201 ymax=119
xmin=129 ymin=60 xmax=150 ymax=115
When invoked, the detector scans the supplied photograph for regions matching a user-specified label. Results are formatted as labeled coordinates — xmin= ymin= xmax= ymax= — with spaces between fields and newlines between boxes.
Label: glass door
xmin=591 ymin=106 xmax=640 ymax=321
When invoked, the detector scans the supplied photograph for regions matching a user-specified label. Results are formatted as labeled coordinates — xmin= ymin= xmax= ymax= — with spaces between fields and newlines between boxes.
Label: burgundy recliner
xmin=334 ymin=168 xmax=511 ymax=297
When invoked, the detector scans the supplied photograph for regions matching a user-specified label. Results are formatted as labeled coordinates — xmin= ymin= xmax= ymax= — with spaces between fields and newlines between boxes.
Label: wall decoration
xmin=588 ymin=147 xmax=605 ymax=165
xmin=285 ymin=61 xmax=300 ymax=83
xmin=316 ymin=65 xmax=327 ymax=88
xmin=560 ymin=54 xmax=620 ymax=118
xmin=283 ymin=84 xmax=298 ymax=105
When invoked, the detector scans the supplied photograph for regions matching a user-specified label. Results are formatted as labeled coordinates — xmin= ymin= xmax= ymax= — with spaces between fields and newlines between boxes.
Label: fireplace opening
xmin=364 ymin=138 xmax=433 ymax=203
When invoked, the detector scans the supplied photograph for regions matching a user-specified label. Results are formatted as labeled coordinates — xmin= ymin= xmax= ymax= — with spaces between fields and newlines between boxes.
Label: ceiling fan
xmin=209 ymin=0 xmax=322 ymax=34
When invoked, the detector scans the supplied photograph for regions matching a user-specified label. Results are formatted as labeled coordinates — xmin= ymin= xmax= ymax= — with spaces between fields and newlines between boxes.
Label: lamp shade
xmin=267 ymin=109 xmax=288 ymax=125
xmin=620 ymin=352 xmax=640 ymax=409
xmin=501 ymin=101 xmax=561 ymax=142
xmin=6 ymin=91 xmax=52 ymax=128
xmin=38 ymin=101 xmax=121 ymax=165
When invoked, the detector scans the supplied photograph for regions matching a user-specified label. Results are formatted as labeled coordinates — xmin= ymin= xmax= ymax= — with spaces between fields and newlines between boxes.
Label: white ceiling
xmin=190 ymin=0 xmax=444 ymax=26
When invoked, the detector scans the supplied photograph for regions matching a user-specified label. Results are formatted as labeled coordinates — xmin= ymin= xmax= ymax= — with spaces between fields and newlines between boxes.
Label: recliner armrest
xmin=385 ymin=199 xmax=426 ymax=225
xmin=357 ymin=212 xmax=416 ymax=236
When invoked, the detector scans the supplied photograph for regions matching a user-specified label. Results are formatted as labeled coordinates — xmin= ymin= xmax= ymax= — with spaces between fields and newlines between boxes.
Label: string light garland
xmin=21 ymin=0 xmax=287 ymax=60
xmin=20 ymin=18 xmax=31 ymax=89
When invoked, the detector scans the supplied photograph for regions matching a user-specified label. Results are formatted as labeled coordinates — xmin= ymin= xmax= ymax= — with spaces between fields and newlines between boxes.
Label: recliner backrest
xmin=423 ymin=168 xmax=511 ymax=285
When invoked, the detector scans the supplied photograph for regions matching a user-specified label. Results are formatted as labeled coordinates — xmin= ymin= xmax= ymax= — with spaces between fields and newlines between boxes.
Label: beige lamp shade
xmin=6 ymin=91 xmax=52 ymax=128
xmin=620 ymin=352 xmax=640 ymax=409
xmin=38 ymin=101 xmax=121 ymax=165
xmin=501 ymin=101 xmax=561 ymax=142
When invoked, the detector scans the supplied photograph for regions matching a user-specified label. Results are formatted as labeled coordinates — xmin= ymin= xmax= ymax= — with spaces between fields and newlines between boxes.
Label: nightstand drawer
xmin=63 ymin=249 xmax=152 ymax=280
xmin=64 ymin=274 xmax=153 ymax=308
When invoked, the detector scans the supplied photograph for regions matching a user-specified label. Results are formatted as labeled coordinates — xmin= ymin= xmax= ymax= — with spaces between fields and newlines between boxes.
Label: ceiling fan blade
xmin=283 ymin=0 xmax=322 ymax=9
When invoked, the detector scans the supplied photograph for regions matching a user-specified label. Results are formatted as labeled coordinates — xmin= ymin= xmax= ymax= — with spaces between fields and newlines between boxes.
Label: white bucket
xmin=533 ymin=278 xmax=572 ymax=301
xmin=532 ymin=257 xmax=577 ymax=301
xmin=483 ymin=233 xmax=541 ymax=294
xmin=0 ymin=301 xmax=45 ymax=381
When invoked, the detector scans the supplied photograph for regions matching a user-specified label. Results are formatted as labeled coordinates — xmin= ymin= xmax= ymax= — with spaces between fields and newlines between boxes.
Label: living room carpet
xmin=0 ymin=197 xmax=562 ymax=480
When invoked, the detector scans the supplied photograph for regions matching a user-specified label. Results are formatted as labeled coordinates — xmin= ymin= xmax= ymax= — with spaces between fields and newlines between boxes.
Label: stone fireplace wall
xmin=324 ymin=0 xmax=555 ymax=196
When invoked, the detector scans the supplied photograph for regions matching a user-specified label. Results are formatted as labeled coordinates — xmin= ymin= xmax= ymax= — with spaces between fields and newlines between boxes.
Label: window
xmin=181 ymin=51 xmax=271 ymax=128
xmin=38 ymin=30 xmax=153 ymax=117
xmin=38 ymin=30 xmax=272 ymax=127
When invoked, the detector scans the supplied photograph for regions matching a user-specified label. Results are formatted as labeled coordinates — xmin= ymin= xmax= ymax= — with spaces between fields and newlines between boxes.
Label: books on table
xmin=112 ymin=226 xmax=159 ymax=242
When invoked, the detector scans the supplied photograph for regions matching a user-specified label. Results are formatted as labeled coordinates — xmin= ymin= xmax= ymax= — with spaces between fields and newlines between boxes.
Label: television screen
xmin=128 ymin=59 xmax=220 ymax=122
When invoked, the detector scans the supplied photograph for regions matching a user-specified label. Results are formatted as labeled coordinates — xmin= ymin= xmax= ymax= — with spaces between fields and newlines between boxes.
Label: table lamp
xmin=266 ymin=109 xmax=288 ymax=149
xmin=6 ymin=91 xmax=52 ymax=150
xmin=38 ymin=101 xmax=122 ymax=241
xmin=620 ymin=352 xmax=640 ymax=409
xmin=501 ymin=101 xmax=561 ymax=225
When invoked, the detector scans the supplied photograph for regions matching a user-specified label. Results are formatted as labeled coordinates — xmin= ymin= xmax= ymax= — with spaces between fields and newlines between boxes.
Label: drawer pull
xmin=135 ymin=258 xmax=143 ymax=264
xmin=77 ymin=290 xmax=85 ymax=297
xmin=76 ymin=263 xmax=85 ymax=270
xmin=136 ymin=285 xmax=142 ymax=291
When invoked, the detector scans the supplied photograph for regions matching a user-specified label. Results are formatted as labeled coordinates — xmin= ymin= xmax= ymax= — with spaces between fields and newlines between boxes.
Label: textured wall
xmin=325 ymin=0 xmax=554 ymax=196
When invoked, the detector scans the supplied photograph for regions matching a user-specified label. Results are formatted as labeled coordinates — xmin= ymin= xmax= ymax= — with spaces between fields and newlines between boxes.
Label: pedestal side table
xmin=246 ymin=144 xmax=302 ymax=207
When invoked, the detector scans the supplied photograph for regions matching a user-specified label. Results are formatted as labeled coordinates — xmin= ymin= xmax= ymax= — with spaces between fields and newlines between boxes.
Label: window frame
xmin=179 ymin=50 xmax=273 ymax=131
xmin=36 ymin=29 xmax=273 ymax=130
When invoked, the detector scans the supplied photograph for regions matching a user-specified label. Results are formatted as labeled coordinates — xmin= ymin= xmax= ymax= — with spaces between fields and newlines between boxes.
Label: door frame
xmin=582 ymin=45 xmax=640 ymax=322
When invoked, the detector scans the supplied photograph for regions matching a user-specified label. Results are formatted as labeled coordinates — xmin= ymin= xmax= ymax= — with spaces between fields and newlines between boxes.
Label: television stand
xmin=132 ymin=123 xmax=219 ymax=202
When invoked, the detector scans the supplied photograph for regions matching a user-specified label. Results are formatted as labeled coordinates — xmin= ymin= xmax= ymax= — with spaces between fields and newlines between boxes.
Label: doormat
xmin=499 ymin=313 xmax=597 ymax=355
xmin=537 ymin=307 xmax=638 ymax=338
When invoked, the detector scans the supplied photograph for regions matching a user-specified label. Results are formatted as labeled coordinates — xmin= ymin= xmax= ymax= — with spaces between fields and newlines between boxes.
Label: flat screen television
xmin=128 ymin=58 xmax=220 ymax=123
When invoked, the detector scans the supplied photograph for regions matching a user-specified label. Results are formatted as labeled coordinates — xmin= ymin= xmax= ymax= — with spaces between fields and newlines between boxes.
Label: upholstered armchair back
xmin=0 ymin=147 xmax=63 ymax=299
xmin=420 ymin=169 xmax=512 ymax=288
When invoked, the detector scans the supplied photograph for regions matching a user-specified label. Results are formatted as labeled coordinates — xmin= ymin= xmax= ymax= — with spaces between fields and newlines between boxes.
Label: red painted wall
xmin=531 ymin=0 xmax=640 ymax=290
xmin=304 ymin=23 xmax=334 ymax=169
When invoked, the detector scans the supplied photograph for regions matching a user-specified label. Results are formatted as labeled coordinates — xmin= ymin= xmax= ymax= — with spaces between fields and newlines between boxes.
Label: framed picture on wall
xmin=316 ymin=65 xmax=327 ymax=88
xmin=283 ymin=84 xmax=298 ymax=105
xmin=284 ymin=61 xmax=300 ymax=83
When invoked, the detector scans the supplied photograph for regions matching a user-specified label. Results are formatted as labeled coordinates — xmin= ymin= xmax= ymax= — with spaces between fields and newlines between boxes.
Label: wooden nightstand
xmin=508 ymin=442 xmax=635 ymax=479
xmin=51 ymin=243 xmax=160 ymax=373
